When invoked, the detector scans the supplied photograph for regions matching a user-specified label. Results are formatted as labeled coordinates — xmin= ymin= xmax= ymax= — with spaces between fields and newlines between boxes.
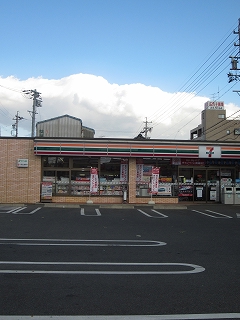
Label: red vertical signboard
xmin=90 ymin=168 xmax=99 ymax=194
xmin=151 ymin=167 xmax=160 ymax=194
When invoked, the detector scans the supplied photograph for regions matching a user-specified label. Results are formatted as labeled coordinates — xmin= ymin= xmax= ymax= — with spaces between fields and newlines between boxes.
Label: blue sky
xmin=0 ymin=0 xmax=240 ymax=138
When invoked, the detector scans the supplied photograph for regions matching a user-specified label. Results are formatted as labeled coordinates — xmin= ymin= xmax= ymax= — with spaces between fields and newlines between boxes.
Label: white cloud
xmin=0 ymin=73 xmax=239 ymax=139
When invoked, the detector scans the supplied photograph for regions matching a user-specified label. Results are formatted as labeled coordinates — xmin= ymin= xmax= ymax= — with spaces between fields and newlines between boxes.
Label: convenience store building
xmin=1 ymin=137 xmax=240 ymax=204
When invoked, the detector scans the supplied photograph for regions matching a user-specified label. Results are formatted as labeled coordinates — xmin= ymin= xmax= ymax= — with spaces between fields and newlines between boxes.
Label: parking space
xmin=0 ymin=205 xmax=42 ymax=215
xmin=1 ymin=204 xmax=240 ymax=219
xmin=0 ymin=204 xmax=239 ymax=316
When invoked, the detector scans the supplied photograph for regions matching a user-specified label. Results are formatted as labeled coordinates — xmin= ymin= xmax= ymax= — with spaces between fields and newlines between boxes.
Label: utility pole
xmin=22 ymin=89 xmax=42 ymax=137
xmin=11 ymin=111 xmax=24 ymax=137
xmin=140 ymin=117 xmax=153 ymax=139
xmin=227 ymin=18 xmax=240 ymax=84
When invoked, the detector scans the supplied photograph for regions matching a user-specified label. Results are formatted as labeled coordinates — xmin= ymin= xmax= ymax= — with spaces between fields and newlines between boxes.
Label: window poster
xmin=41 ymin=182 xmax=53 ymax=200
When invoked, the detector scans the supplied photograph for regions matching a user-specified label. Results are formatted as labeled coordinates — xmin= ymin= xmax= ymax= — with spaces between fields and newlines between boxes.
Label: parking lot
xmin=0 ymin=204 xmax=240 ymax=319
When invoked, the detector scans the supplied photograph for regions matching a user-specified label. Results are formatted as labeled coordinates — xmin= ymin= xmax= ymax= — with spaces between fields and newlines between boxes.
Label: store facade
xmin=1 ymin=137 xmax=240 ymax=204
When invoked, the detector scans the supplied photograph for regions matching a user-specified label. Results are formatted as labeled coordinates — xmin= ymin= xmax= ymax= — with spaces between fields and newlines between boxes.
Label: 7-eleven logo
xmin=206 ymin=146 xmax=214 ymax=157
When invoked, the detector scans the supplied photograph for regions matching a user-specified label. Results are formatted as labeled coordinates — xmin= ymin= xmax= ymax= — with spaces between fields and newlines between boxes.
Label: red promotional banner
xmin=151 ymin=167 xmax=160 ymax=194
xmin=90 ymin=168 xmax=99 ymax=193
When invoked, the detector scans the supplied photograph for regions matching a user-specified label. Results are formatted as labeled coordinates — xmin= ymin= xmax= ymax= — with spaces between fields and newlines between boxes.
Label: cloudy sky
xmin=0 ymin=0 xmax=240 ymax=139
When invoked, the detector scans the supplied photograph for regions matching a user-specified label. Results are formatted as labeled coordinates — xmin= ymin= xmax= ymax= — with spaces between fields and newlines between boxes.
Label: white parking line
xmin=0 ymin=206 xmax=42 ymax=214
xmin=0 ymin=207 xmax=22 ymax=213
xmin=137 ymin=209 xmax=168 ymax=218
xmin=12 ymin=207 xmax=42 ymax=214
xmin=80 ymin=208 xmax=101 ymax=216
xmin=205 ymin=210 xmax=232 ymax=218
xmin=151 ymin=209 xmax=168 ymax=218
xmin=192 ymin=210 xmax=232 ymax=218
xmin=0 ymin=238 xmax=167 ymax=247
xmin=0 ymin=314 xmax=240 ymax=319
xmin=0 ymin=261 xmax=205 ymax=274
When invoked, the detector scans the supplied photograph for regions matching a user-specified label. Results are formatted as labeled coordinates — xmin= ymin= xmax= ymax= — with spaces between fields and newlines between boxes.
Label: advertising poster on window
xmin=41 ymin=182 xmax=52 ymax=200
xmin=120 ymin=162 xmax=128 ymax=182
xmin=136 ymin=164 xmax=144 ymax=182
xmin=151 ymin=167 xmax=160 ymax=194
xmin=90 ymin=168 xmax=99 ymax=193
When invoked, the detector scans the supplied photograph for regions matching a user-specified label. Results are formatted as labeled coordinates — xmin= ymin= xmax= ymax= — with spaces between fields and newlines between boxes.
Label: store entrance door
xmin=178 ymin=167 xmax=222 ymax=203
xmin=193 ymin=168 xmax=221 ymax=202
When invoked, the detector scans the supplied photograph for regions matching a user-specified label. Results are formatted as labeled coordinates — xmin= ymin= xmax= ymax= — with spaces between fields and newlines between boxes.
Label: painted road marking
xmin=236 ymin=213 xmax=240 ymax=218
xmin=192 ymin=209 xmax=232 ymax=218
xmin=80 ymin=208 xmax=101 ymax=216
xmin=0 ymin=314 xmax=240 ymax=319
xmin=0 ymin=238 xmax=167 ymax=247
xmin=0 ymin=206 xmax=41 ymax=214
xmin=0 ymin=206 xmax=22 ymax=213
xmin=12 ymin=207 xmax=42 ymax=214
xmin=205 ymin=210 xmax=232 ymax=218
xmin=0 ymin=261 xmax=205 ymax=274
xmin=137 ymin=209 xmax=168 ymax=218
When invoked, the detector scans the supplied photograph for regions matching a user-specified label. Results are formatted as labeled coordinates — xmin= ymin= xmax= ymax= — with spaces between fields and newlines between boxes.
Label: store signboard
xmin=41 ymin=182 xmax=52 ymax=200
xmin=17 ymin=159 xmax=29 ymax=167
xmin=151 ymin=167 xmax=160 ymax=194
xmin=199 ymin=146 xmax=221 ymax=158
xmin=204 ymin=101 xmax=224 ymax=110
xmin=90 ymin=168 xmax=99 ymax=193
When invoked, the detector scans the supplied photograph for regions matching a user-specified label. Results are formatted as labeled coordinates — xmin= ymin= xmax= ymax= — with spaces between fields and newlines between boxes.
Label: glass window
xmin=178 ymin=168 xmax=193 ymax=183
xmin=218 ymin=114 xmax=225 ymax=119
xmin=100 ymin=158 xmax=121 ymax=181
xmin=43 ymin=156 xmax=69 ymax=167
xmin=72 ymin=157 xmax=98 ymax=168
xmin=71 ymin=170 xmax=90 ymax=180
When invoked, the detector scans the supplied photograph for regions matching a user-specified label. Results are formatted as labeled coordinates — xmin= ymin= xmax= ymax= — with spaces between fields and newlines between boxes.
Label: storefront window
xmin=73 ymin=157 xmax=98 ymax=169
xmin=178 ymin=168 xmax=193 ymax=201
xmin=56 ymin=171 xmax=70 ymax=194
xmin=136 ymin=158 xmax=177 ymax=197
xmin=43 ymin=157 xmax=69 ymax=167
xmin=42 ymin=156 xmax=126 ymax=197
xmin=100 ymin=158 xmax=121 ymax=181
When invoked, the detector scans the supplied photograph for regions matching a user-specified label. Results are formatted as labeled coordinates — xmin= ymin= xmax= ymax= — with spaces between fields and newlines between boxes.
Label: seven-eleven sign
xmin=199 ymin=146 xmax=221 ymax=158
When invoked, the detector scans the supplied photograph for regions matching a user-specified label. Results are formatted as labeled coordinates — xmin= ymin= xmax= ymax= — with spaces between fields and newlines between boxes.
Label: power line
xmin=137 ymin=19 xmax=240 ymax=139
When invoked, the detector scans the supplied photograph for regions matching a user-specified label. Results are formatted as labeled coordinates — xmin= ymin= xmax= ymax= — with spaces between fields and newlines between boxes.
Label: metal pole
xmin=31 ymin=90 xmax=37 ymax=137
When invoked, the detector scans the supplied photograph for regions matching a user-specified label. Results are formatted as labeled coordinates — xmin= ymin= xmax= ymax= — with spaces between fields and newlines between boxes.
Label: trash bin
xmin=222 ymin=186 xmax=234 ymax=204
xmin=234 ymin=187 xmax=240 ymax=204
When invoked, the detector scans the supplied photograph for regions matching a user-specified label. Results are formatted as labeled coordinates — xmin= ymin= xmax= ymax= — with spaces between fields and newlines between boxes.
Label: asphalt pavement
xmin=0 ymin=204 xmax=239 ymax=319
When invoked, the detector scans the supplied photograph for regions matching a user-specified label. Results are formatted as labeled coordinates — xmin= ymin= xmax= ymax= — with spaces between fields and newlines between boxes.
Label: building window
xmin=226 ymin=130 xmax=230 ymax=135
xmin=218 ymin=114 xmax=225 ymax=119
xmin=234 ymin=128 xmax=240 ymax=135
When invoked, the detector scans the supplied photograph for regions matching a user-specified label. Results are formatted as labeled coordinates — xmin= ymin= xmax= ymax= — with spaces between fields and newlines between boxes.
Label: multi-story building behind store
xmin=190 ymin=101 xmax=240 ymax=141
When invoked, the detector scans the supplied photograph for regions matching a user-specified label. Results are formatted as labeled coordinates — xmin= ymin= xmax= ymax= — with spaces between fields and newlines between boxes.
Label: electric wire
xmin=135 ymin=20 xmax=240 ymax=138
xmin=150 ymin=39 xmax=237 ymax=130
xmin=173 ymin=81 xmax=238 ymax=139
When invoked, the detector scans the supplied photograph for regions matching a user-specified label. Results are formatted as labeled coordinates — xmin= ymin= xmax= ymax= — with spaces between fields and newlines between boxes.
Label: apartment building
xmin=190 ymin=101 xmax=240 ymax=141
